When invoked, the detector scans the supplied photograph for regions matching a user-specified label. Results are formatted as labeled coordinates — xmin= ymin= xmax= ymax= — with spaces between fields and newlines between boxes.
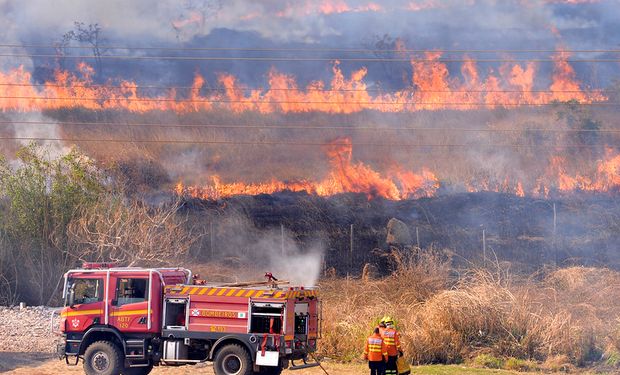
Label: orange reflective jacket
xmin=364 ymin=333 xmax=388 ymax=362
xmin=381 ymin=327 xmax=402 ymax=356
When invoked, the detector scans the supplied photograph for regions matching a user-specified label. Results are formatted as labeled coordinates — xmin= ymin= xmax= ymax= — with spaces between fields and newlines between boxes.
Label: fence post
xmin=416 ymin=227 xmax=420 ymax=249
xmin=482 ymin=228 xmax=487 ymax=266
xmin=349 ymin=224 xmax=354 ymax=277
xmin=210 ymin=221 xmax=214 ymax=259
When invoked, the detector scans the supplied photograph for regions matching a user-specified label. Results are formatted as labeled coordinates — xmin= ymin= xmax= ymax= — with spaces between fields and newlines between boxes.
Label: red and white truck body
xmin=56 ymin=263 xmax=321 ymax=375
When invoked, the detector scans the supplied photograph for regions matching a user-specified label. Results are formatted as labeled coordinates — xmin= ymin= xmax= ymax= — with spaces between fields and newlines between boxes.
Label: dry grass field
xmin=318 ymin=249 xmax=620 ymax=372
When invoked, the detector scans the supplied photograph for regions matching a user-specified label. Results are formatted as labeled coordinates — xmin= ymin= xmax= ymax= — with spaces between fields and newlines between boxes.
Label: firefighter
xmin=377 ymin=316 xmax=388 ymax=336
xmin=381 ymin=317 xmax=402 ymax=375
xmin=364 ymin=327 xmax=388 ymax=375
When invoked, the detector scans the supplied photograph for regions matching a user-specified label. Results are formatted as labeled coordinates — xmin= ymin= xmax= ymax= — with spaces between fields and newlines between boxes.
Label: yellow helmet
xmin=380 ymin=316 xmax=390 ymax=324
xmin=384 ymin=316 xmax=394 ymax=325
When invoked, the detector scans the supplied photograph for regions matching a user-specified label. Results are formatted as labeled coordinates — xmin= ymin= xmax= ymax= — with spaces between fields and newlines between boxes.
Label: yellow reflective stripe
xmin=244 ymin=290 xmax=255 ymax=297
xmin=110 ymin=309 xmax=148 ymax=317
xmin=180 ymin=287 xmax=190 ymax=294
xmin=61 ymin=309 xmax=102 ymax=317
xmin=217 ymin=289 xmax=227 ymax=296
xmin=255 ymin=291 xmax=264 ymax=298
xmin=189 ymin=287 xmax=199 ymax=295
xmin=199 ymin=288 xmax=208 ymax=295
xmin=226 ymin=289 xmax=236 ymax=297
xmin=208 ymin=288 xmax=217 ymax=296
xmin=235 ymin=289 xmax=246 ymax=297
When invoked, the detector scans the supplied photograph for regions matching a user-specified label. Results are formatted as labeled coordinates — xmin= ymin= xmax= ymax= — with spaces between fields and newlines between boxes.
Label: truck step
xmin=289 ymin=360 xmax=320 ymax=370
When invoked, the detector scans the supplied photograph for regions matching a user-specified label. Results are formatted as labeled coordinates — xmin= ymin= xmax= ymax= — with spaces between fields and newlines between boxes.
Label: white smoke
xmin=0 ymin=0 xmax=612 ymax=46
xmin=255 ymin=231 xmax=324 ymax=287
xmin=214 ymin=214 xmax=325 ymax=287
xmin=9 ymin=112 xmax=70 ymax=158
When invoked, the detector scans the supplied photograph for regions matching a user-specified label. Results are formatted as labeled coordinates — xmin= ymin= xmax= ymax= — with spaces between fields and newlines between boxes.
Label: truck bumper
xmin=55 ymin=340 xmax=66 ymax=359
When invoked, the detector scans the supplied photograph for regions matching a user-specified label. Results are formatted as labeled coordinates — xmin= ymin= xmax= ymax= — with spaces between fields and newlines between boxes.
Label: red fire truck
xmin=56 ymin=263 xmax=321 ymax=375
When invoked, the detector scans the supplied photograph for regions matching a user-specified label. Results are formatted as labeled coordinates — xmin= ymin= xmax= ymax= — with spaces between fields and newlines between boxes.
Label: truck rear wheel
xmin=213 ymin=344 xmax=253 ymax=375
xmin=83 ymin=341 xmax=123 ymax=375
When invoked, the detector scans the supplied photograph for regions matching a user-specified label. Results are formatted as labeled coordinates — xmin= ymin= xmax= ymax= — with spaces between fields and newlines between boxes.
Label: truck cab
xmin=57 ymin=263 xmax=321 ymax=375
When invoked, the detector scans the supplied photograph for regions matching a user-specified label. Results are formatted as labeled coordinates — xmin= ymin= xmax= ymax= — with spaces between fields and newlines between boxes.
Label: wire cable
xmin=2 ymin=120 xmax=620 ymax=133
xmin=0 ymin=95 xmax=611 ymax=106
xmin=0 ymin=82 xmax=603 ymax=94
xmin=0 ymin=53 xmax=619 ymax=63
xmin=0 ymin=136 xmax=616 ymax=149
xmin=1 ymin=43 xmax=619 ymax=54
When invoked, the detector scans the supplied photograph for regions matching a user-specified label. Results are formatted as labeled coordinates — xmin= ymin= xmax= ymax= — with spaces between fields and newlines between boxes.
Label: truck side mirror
xmin=68 ymin=287 xmax=76 ymax=308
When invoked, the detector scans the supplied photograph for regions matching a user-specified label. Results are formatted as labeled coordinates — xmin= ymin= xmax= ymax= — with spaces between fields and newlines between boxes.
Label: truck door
xmin=63 ymin=276 xmax=105 ymax=332
xmin=109 ymin=276 xmax=151 ymax=332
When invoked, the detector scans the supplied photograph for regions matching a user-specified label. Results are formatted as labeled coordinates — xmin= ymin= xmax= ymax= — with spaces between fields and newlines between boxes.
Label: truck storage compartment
xmin=295 ymin=303 xmax=309 ymax=335
xmin=163 ymin=340 xmax=188 ymax=361
xmin=164 ymin=298 xmax=188 ymax=329
xmin=250 ymin=302 xmax=283 ymax=333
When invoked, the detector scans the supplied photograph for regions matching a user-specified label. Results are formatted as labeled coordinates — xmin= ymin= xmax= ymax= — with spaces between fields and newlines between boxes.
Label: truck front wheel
xmin=213 ymin=344 xmax=253 ymax=375
xmin=83 ymin=341 xmax=123 ymax=375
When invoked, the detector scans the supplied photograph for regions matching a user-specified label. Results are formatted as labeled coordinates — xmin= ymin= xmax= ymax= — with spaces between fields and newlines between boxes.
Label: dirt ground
xmin=0 ymin=353 xmax=364 ymax=374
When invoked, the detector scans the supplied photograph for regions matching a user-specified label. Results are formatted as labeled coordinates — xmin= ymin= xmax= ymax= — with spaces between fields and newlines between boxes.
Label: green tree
xmin=0 ymin=144 xmax=103 ymax=304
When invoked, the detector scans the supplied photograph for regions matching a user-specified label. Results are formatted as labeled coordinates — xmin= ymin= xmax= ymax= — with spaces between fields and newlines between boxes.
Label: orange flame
xmin=0 ymin=51 xmax=606 ymax=114
xmin=176 ymin=138 xmax=439 ymax=200
xmin=176 ymin=142 xmax=620 ymax=201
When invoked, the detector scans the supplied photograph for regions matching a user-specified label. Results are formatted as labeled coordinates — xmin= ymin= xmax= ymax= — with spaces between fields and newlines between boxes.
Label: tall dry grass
xmin=319 ymin=250 xmax=620 ymax=368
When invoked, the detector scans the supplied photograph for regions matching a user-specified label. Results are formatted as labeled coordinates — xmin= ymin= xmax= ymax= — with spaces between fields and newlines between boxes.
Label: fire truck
xmin=55 ymin=263 xmax=321 ymax=375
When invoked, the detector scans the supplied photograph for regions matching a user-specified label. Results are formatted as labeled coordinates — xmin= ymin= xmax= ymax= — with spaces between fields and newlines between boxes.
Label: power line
xmin=1 ymin=43 xmax=619 ymax=54
xmin=0 ymin=82 xmax=604 ymax=94
xmin=3 ymin=120 xmax=620 ymax=133
xmin=1 ymin=53 xmax=620 ymax=63
xmin=0 ymin=136 xmax=616 ymax=149
xmin=0 ymin=95 xmax=611 ymax=106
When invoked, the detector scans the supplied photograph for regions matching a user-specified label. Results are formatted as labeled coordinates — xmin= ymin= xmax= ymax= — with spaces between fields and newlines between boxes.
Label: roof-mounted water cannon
xmin=265 ymin=272 xmax=279 ymax=288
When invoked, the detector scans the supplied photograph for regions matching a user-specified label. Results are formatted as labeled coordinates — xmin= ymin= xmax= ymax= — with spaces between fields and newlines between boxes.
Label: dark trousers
xmin=369 ymin=360 xmax=386 ymax=375
xmin=385 ymin=355 xmax=398 ymax=375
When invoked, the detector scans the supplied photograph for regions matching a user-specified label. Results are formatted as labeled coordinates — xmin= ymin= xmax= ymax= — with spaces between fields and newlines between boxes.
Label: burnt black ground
xmin=180 ymin=191 xmax=620 ymax=275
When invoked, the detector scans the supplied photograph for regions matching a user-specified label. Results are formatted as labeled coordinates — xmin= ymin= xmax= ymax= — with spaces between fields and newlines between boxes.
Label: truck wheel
xmin=83 ymin=341 xmax=123 ymax=375
xmin=122 ymin=364 xmax=153 ymax=375
xmin=213 ymin=344 xmax=253 ymax=375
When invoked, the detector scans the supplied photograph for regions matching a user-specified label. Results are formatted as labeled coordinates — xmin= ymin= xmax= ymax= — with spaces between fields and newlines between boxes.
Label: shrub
xmin=504 ymin=357 xmax=534 ymax=371
xmin=473 ymin=354 xmax=504 ymax=369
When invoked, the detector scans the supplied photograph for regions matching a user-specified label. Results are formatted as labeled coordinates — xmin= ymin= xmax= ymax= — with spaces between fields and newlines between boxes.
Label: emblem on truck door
xmin=71 ymin=318 xmax=80 ymax=328
xmin=191 ymin=309 xmax=200 ymax=316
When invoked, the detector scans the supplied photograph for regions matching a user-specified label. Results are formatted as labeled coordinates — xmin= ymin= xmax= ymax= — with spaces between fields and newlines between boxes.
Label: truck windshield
xmin=66 ymin=278 xmax=103 ymax=306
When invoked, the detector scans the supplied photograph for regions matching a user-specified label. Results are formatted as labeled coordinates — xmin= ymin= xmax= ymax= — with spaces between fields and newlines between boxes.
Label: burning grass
xmin=318 ymin=250 xmax=620 ymax=370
